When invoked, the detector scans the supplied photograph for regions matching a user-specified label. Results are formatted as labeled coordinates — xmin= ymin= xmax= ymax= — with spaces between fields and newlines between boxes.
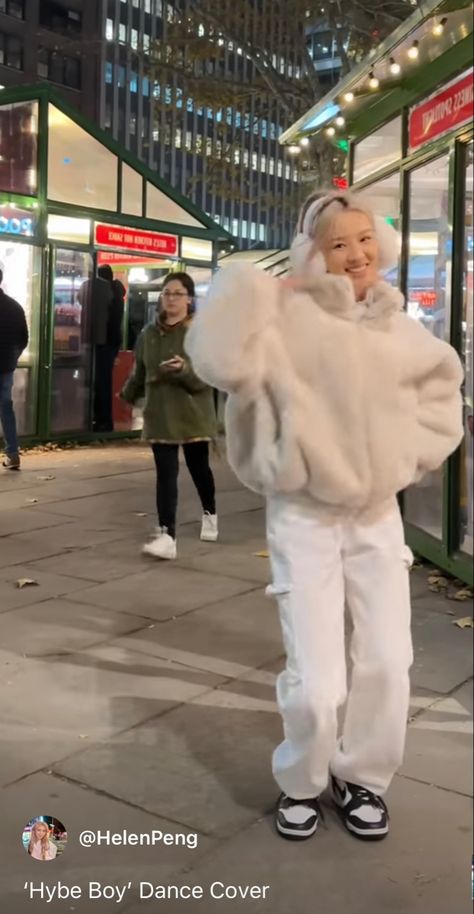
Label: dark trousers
xmin=94 ymin=344 xmax=117 ymax=432
xmin=151 ymin=442 xmax=216 ymax=539
xmin=0 ymin=371 xmax=18 ymax=456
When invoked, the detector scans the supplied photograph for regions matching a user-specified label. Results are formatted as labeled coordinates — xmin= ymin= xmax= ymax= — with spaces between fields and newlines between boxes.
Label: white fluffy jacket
xmin=185 ymin=264 xmax=464 ymax=519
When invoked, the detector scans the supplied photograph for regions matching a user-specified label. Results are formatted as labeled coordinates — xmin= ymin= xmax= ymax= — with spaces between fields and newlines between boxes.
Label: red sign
xmin=97 ymin=251 xmax=170 ymax=267
xmin=95 ymin=223 xmax=178 ymax=256
xmin=409 ymin=70 xmax=473 ymax=150
xmin=332 ymin=176 xmax=348 ymax=190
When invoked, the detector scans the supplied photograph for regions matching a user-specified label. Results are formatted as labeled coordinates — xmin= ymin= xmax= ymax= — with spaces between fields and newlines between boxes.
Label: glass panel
xmin=146 ymin=182 xmax=205 ymax=227
xmin=181 ymin=237 xmax=213 ymax=262
xmin=460 ymin=142 xmax=473 ymax=556
xmin=353 ymin=117 xmax=402 ymax=183
xmin=0 ymin=101 xmax=38 ymax=195
xmin=0 ymin=241 xmax=41 ymax=435
xmin=358 ymin=171 xmax=401 ymax=285
xmin=51 ymin=248 xmax=93 ymax=433
xmin=121 ymin=163 xmax=143 ymax=216
xmin=48 ymin=105 xmax=118 ymax=210
xmin=48 ymin=214 xmax=91 ymax=244
xmin=404 ymin=154 xmax=451 ymax=540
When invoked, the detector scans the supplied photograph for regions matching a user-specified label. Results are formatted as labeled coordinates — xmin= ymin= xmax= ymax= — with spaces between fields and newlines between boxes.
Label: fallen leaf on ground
xmin=36 ymin=475 xmax=55 ymax=481
xmin=134 ymin=512 xmax=148 ymax=517
xmin=427 ymin=574 xmax=448 ymax=587
xmin=449 ymin=588 xmax=473 ymax=602
xmin=254 ymin=550 xmax=269 ymax=558
xmin=78 ymin=734 xmax=89 ymax=740
xmin=453 ymin=617 xmax=474 ymax=629
xmin=25 ymin=498 xmax=38 ymax=504
xmin=15 ymin=578 xmax=38 ymax=589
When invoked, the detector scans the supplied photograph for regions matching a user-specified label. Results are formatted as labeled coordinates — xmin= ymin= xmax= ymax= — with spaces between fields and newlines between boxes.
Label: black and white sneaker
xmin=331 ymin=776 xmax=389 ymax=840
xmin=275 ymin=793 xmax=323 ymax=840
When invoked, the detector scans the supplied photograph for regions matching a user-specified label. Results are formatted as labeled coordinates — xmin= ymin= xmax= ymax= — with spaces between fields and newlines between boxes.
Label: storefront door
xmin=49 ymin=247 xmax=94 ymax=434
xmin=0 ymin=239 xmax=42 ymax=440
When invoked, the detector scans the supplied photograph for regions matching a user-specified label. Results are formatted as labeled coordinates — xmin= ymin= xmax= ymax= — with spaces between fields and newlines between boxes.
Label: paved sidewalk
xmin=0 ymin=444 xmax=472 ymax=914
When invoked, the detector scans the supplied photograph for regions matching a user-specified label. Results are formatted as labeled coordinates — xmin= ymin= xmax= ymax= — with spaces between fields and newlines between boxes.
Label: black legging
xmin=151 ymin=442 xmax=216 ymax=539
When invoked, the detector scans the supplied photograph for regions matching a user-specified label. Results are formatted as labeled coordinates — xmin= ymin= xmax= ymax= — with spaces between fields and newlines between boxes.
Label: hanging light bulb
xmin=326 ymin=126 xmax=336 ymax=138
xmin=299 ymin=137 xmax=310 ymax=147
xmin=432 ymin=17 xmax=447 ymax=36
xmin=335 ymin=116 xmax=345 ymax=127
xmin=343 ymin=91 xmax=354 ymax=103
xmin=288 ymin=145 xmax=301 ymax=154
xmin=368 ymin=71 xmax=379 ymax=90
xmin=389 ymin=58 xmax=401 ymax=75
xmin=407 ymin=40 xmax=419 ymax=60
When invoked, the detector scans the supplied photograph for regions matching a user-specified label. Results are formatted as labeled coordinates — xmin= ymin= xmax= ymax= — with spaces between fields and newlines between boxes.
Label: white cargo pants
xmin=266 ymin=496 xmax=413 ymax=800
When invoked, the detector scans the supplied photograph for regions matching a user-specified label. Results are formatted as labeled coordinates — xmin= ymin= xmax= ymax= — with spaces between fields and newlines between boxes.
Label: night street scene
xmin=0 ymin=2 xmax=472 ymax=913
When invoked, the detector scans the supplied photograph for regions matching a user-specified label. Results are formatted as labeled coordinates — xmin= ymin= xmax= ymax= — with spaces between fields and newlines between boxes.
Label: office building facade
xmin=0 ymin=0 xmax=102 ymax=120
xmin=1 ymin=1 xmax=342 ymax=248
xmin=101 ymin=0 xmax=308 ymax=248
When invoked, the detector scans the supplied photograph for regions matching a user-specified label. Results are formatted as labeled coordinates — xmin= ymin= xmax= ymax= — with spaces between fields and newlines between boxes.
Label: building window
xmin=0 ymin=0 xmax=25 ymax=19
xmin=37 ymin=49 xmax=81 ymax=89
xmin=119 ymin=23 xmax=126 ymax=43
xmin=105 ymin=18 xmax=114 ymax=41
xmin=39 ymin=1 xmax=82 ymax=36
xmin=131 ymin=28 xmax=138 ymax=50
xmin=105 ymin=61 xmax=113 ymax=84
xmin=404 ymin=154 xmax=451 ymax=541
xmin=0 ymin=32 xmax=23 ymax=69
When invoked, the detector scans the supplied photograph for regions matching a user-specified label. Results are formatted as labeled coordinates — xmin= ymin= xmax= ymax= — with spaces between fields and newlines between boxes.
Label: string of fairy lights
xmin=287 ymin=15 xmax=450 ymax=154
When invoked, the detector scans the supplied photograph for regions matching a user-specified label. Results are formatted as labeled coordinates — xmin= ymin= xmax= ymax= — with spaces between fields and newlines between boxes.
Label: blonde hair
xmin=28 ymin=821 xmax=52 ymax=860
xmin=292 ymin=189 xmax=399 ymax=273
xmin=297 ymin=190 xmax=375 ymax=246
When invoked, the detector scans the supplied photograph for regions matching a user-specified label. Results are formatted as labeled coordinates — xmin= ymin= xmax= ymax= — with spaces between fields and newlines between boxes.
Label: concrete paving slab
xmin=0 ymin=531 xmax=80 ymax=569
xmin=0 ymin=524 xmax=130 ymax=571
xmin=0 ymin=599 xmax=149 ymax=656
xmin=0 ymin=507 xmax=73 ymax=537
xmin=0 ymin=644 xmax=225 ymax=742
xmin=402 ymin=681 xmax=473 ymax=796
xmin=2 ymin=771 xmax=214 ymax=914
xmin=29 ymin=540 xmax=152 ymax=584
xmin=54 ymin=699 xmax=281 ymax=839
xmin=0 ymin=565 xmax=96 ymax=613
xmin=121 ymin=776 xmax=473 ymax=914
xmin=69 ymin=566 xmax=260 ymax=622
xmin=410 ymin=602 xmax=473 ymax=693
xmin=176 ymin=544 xmax=271 ymax=585
xmin=32 ymin=490 xmax=156 ymax=520
xmin=112 ymin=588 xmax=283 ymax=669
xmin=0 ymin=720 xmax=98 ymax=787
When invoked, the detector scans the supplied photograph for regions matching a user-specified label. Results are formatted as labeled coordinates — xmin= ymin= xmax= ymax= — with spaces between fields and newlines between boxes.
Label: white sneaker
xmin=142 ymin=530 xmax=177 ymax=560
xmin=200 ymin=512 xmax=218 ymax=542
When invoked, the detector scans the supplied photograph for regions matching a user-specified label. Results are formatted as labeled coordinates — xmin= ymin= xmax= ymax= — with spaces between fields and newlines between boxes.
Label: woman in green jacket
xmin=122 ymin=272 xmax=217 ymax=560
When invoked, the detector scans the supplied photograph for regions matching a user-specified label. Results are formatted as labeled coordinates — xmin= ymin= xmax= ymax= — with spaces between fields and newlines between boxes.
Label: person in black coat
xmin=0 ymin=269 xmax=29 ymax=469
xmin=96 ymin=264 xmax=126 ymax=432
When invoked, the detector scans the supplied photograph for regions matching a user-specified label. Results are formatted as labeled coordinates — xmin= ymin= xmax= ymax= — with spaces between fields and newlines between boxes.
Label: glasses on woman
xmin=162 ymin=291 xmax=189 ymax=299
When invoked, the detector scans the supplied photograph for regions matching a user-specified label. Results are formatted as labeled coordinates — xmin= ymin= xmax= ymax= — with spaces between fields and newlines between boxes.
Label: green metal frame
xmin=0 ymin=83 xmax=230 ymax=452
xmin=350 ymin=83 xmax=474 ymax=584
xmin=347 ymin=38 xmax=473 ymax=141
xmin=0 ymin=83 xmax=233 ymax=243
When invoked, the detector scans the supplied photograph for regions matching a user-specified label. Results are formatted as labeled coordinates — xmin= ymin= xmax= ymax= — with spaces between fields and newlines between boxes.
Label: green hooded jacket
xmin=121 ymin=318 xmax=217 ymax=443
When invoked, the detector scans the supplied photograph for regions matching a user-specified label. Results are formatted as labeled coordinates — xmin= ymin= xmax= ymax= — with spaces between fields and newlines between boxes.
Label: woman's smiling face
xmin=317 ymin=209 xmax=380 ymax=300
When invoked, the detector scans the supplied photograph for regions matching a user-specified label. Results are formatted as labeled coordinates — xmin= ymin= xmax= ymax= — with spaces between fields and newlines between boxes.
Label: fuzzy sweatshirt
xmin=185 ymin=264 xmax=464 ymax=520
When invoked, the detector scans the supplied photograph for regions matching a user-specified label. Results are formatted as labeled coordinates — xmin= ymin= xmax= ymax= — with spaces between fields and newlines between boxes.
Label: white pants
xmin=266 ymin=496 xmax=413 ymax=800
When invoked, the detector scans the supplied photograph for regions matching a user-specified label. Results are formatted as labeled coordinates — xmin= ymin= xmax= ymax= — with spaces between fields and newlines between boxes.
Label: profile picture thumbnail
xmin=22 ymin=816 xmax=67 ymax=861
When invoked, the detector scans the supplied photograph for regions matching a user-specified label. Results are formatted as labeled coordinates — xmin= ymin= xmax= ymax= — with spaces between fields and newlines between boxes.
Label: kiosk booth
xmin=0 ymin=84 xmax=231 ymax=444
xmin=280 ymin=0 xmax=473 ymax=583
